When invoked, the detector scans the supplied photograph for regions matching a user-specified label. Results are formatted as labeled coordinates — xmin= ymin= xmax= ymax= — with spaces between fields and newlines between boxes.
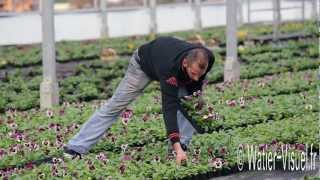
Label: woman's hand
xmin=173 ymin=142 xmax=187 ymax=165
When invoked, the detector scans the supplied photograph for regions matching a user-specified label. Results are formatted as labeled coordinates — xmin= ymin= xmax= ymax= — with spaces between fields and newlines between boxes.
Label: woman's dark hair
xmin=185 ymin=48 xmax=209 ymax=70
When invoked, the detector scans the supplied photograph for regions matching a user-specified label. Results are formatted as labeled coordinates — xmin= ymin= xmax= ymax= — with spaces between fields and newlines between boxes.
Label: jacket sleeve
xmin=185 ymin=80 xmax=203 ymax=95
xmin=159 ymin=78 xmax=181 ymax=144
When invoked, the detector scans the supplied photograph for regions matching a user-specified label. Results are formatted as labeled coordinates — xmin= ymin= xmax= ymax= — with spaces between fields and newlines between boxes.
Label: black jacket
xmin=137 ymin=36 xmax=214 ymax=144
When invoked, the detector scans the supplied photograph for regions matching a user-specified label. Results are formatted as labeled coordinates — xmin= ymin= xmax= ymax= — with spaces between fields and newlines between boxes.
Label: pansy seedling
xmin=305 ymin=104 xmax=312 ymax=111
xmin=239 ymin=101 xmax=245 ymax=108
xmin=8 ymin=123 xmax=17 ymax=129
xmin=121 ymin=144 xmax=128 ymax=153
xmin=46 ymin=109 xmax=54 ymax=118
xmin=295 ymin=143 xmax=305 ymax=151
xmin=193 ymin=147 xmax=201 ymax=156
xmin=226 ymin=100 xmax=236 ymax=107
xmin=37 ymin=172 xmax=45 ymax=179
xmin=121 ymin=108 xmax=133 ymax=119
xmin=219 ymin=147 xmax=227 ymax=156
xmin=142 ymin=113 xmax=149 ymax=122
xmin=88 ymin=165 xmax=95 ymax=171
xmin=258 ymin=144 xmax=268 ymax=152
xmin=153 ymin=155 xmax=161 ymax=163
xmin=191 ymin=156 xmax=199 ymax=164
xmin=121 ymin=118 xmax=129 ymax=126
xmin=119 ymin=164 xmax=126 ymax=174
xmin=209 ymin=158 xmax=223 ymax=169
xmin=0 ymin=149 xmax=6 ymax=159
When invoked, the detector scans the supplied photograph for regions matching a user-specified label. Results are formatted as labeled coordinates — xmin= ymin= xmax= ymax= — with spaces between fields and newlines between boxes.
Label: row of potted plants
xmin=1 ymin=111 xmax=317 ymax=179
xmin=0 ymin=35 xmax=315 ymax=84
xmin=206 ymin=69 xmax=317 ymax=104
xmin=239 ymin=41 xmax=318 ymax=63
xmin=182 ymin=88 xmax=317 ymax=132
xmin=0 ymin=80 xmax=317 ymax=169
xmin=0 ymin=21 xmax=317 ymax=69
xmin=97 ymin=87 xmax=318 ymax=148
xmin=0 ymin=54 xmax=318 ymax=112
xmin=239 ymin=37 xmax=316 ymax=56
xmin=206 ymin=57 xmax=319 ymax=83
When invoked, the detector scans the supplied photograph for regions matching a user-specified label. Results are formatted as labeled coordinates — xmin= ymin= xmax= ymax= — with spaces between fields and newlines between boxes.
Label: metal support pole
xmin=38 ymin=0 xmax=42 ymax=13
xmin=311 ymin=0 xmax=318 ymax=20
xmin=13 ymin=0 xmax=16 ymax=12
xmin=94 ymin=0 xmax=99 ymax=9
xmin=100 ymin=0 xmax=109 ymax=38
xmin=237 ymin=0 xmax=243 ymax=26
xmin=302 ymin=0 xmax=305 ymax=21
xmin=193 ymin=0 xmax=202 ymax=31
xmin=224 ymin=0 xmax=240 ymax=82
xmin=247 ymin=0 xmax=250 ymax=23
xmin=143 ymin=0 xmax=148 ymax=7
xmin=318 ymin=0 xmax=320 ymax=21
xmin=40 ymin=0 xmax=59 ymax=109
xmin=149 ymin=0 xmax=157 ymax=35
xmin=272 ymin=0 xmax=281 ymax=41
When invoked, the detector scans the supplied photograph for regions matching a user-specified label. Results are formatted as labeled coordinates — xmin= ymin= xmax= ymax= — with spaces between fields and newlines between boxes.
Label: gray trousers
xmin=67 ymin=50 xmax=196 ymax=154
